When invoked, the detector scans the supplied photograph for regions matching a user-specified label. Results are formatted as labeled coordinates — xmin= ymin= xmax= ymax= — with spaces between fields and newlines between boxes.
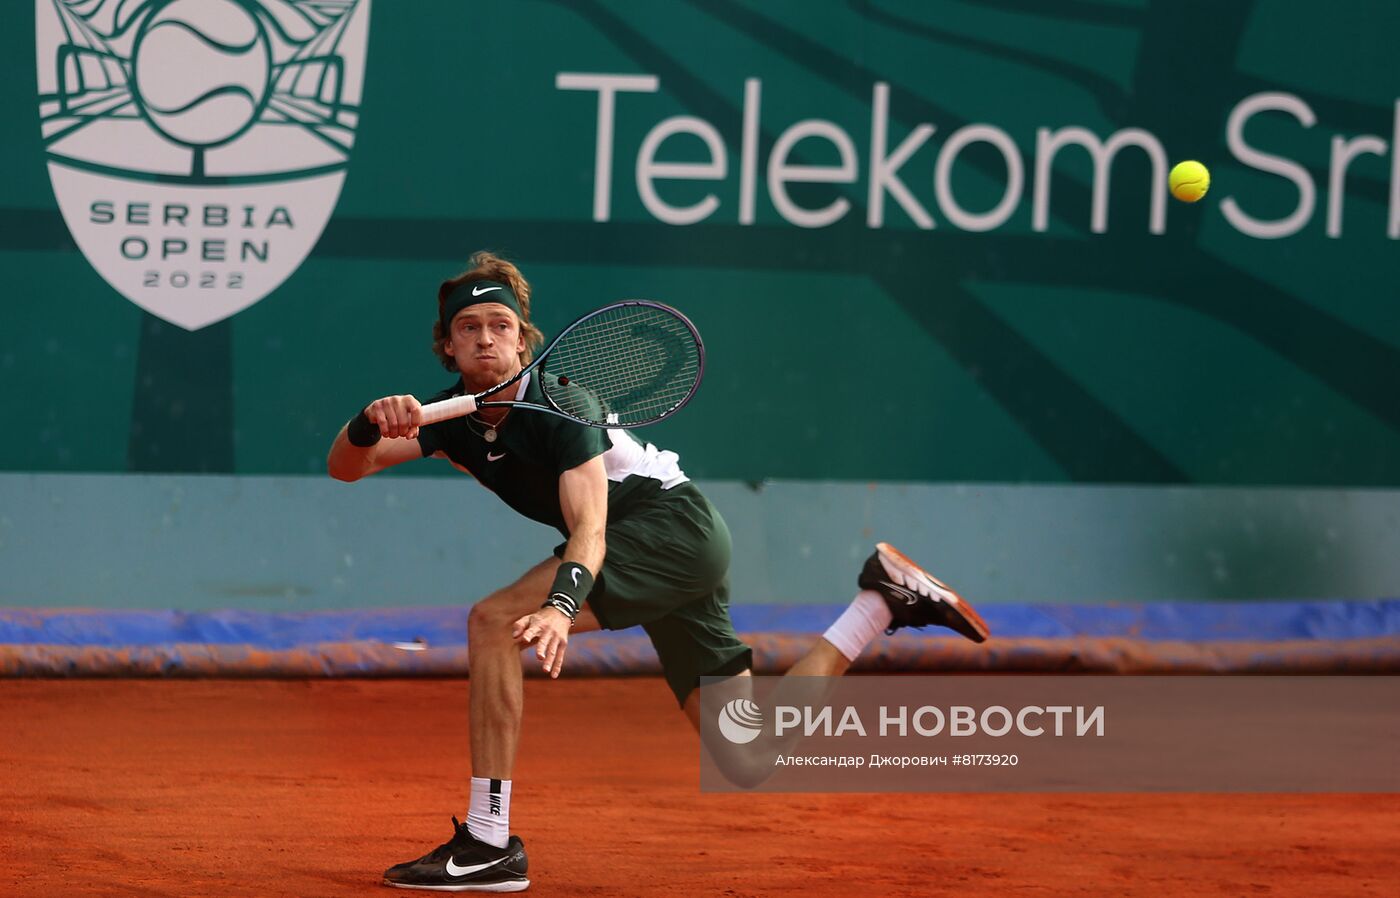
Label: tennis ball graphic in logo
xmin=717 ymin=698 xmax=764 ymax=745
xmin=131 ymin=0 xmax=272 ymax=149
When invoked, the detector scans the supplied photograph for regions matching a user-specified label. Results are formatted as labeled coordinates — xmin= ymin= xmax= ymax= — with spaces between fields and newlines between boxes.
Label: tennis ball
xmin=1169 ymin=160 xmax=1210 ymax=203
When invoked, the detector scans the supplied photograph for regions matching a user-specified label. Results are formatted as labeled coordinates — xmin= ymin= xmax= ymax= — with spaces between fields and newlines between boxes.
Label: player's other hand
xmin=366 ymin=395 xmax=422 ymax=441
xmin=512 ymin=608 xmax=570 ymax=678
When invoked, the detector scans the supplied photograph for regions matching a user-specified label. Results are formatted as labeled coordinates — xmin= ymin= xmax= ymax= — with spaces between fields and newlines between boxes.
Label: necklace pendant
xmin=483 ymin=427 xmax=498 ymax=443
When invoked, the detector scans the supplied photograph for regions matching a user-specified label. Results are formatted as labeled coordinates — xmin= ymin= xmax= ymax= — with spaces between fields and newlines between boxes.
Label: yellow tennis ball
xmin=1169 ymin=160 xmax=1210 ymax=203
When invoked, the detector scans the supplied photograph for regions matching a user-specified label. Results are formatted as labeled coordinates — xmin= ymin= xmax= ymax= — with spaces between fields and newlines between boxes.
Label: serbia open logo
xmin=36 ymin=0 xmax=371 ymax=330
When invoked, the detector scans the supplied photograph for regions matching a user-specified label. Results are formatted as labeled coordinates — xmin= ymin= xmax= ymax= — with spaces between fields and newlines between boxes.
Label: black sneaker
xmin=383 ymin=816 xmax=529 ymax=892
xmin=859 ymin=542 xmax=990 ymax=642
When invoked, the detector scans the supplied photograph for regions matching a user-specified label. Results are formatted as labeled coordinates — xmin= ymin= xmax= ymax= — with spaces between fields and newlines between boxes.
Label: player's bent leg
xmin=383 ymin=559 xmax=605 ymax=891
xmin=686 ymin=542 xmax=990 ymax=790
xmin=466 ymin=557 xmax=601 ymax=779
xmin=466 ymin=559 xmax=556 ymax=781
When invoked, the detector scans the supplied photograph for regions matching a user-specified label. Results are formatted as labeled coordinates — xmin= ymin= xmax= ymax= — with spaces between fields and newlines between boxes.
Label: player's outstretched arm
xmin=326 ymin=395 xmax=427 ymax=482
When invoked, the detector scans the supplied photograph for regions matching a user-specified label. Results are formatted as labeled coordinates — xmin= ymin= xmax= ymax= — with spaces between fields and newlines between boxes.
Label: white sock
xmin=466 ymin=777 xmax=511 ymax=849
xmin=822 ymin=590 xmax=895 ymax=663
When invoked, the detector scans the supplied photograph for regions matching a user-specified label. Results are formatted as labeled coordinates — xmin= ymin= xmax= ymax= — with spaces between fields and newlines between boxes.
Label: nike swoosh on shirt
xmin=445 ymin=855 xmax=508 ymax=877
xmin=472 ymin=285 xmax=503 ymax=296
xmin=487 ymin=451 xmax=506 ymax=462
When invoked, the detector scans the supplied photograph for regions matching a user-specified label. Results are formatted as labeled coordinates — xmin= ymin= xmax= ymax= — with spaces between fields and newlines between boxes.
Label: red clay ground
xmin=2 ymin=678 xmax=1396 ymax=897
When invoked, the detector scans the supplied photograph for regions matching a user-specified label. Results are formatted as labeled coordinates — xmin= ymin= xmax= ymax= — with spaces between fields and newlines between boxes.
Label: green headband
xmin=440 ymin=280 xmax=523 ymax=333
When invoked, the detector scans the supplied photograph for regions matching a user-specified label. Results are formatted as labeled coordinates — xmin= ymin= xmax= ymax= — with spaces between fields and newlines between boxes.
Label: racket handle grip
xmin=419 ymin=394 xmax=479 ymax=425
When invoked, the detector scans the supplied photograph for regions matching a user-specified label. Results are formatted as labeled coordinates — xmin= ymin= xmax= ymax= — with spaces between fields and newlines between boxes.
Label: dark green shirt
xmin=417 ymin=373 xmax=689 ymax=535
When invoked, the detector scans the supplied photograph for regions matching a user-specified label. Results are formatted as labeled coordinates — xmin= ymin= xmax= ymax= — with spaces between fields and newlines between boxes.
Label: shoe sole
xmin=384 ymin=879 xmax=529 ymax=893
xmin=876 ymin=541 xmax=990 ymax=642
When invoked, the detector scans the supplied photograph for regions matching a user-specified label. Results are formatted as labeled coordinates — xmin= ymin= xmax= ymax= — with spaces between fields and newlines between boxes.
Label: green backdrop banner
xmin=3 ymin=1 xmax=1397 ymax=485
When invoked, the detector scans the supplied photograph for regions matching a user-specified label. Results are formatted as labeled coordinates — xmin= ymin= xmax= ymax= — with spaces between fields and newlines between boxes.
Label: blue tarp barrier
xmin=3 ymin=600 xmax=1400 ymax=648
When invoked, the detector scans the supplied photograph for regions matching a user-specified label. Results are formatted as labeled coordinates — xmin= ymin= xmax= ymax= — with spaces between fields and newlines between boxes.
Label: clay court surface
xmin=2 ymin=678 xmax=1395 ymax=897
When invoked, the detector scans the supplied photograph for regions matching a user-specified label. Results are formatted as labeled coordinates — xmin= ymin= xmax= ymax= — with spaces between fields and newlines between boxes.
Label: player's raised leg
xmin=824 ymin=540 xmax=989 ymax=660
xmin=688 ymin=541 xmax=987 ymax=786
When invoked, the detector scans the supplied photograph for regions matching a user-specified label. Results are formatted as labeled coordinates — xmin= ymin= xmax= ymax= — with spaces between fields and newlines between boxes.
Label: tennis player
xmin=327 ymin=251 xmax=990 ymax=892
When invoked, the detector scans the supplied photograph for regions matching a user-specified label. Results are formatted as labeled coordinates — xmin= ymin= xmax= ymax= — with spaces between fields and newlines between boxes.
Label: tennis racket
xmin=419 ymin=300 xmax=704 ymax=428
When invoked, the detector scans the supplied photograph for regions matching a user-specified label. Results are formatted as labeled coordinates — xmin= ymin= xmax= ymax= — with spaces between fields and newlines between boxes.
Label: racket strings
xmin=542 ymin=305 xmax=701 ymax=426
xmin=548 ymin=316 xmax=695 ymax=416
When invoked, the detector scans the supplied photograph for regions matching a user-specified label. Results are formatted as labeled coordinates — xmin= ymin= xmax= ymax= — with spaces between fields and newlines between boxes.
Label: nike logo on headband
xmin=472 ymin=285 xmax=503 ymax=297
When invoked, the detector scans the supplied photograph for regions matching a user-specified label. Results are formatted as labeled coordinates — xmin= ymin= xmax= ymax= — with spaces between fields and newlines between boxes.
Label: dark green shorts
xmin=556 ymin=482 xmax=752 ymax=706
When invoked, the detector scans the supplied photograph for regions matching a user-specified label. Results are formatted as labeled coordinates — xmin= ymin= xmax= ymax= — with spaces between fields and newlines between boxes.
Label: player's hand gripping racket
xmin=419 ymin=300 xmax=704 ymax=428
